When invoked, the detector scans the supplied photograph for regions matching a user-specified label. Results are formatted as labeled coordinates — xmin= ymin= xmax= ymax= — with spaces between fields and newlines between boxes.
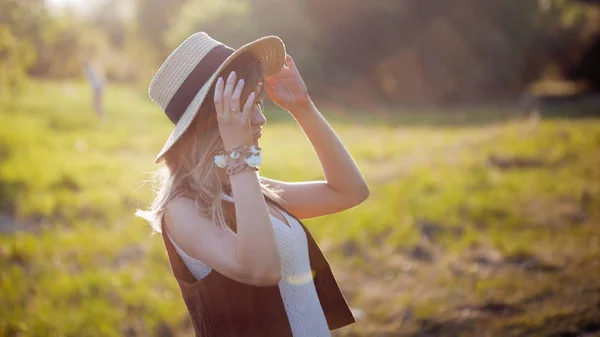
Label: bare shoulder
xmin=165 ymin=197 xmax=193 ymax=225
xmin=163 ymin=197 xmax=269 ymax=285
xmin=164 ymin=197 xmax=220 ymax=240
xmin=165 ymin=196 xmax=196 ymax=220
xmin=163 ymin=196 xmax=235 ymax=260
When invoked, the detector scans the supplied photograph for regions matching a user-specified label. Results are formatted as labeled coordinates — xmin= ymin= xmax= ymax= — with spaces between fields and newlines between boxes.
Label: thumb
xmin=284 ymin=54 xmax=295 ymax=69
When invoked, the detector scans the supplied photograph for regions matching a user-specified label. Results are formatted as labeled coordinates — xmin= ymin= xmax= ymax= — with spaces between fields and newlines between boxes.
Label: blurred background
xmin=1 ymin=0 xmax=600 ymax=336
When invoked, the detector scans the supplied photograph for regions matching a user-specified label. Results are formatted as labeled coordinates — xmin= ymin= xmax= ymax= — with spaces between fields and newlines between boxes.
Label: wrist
xmin=214 ymin=144 xmax=262 ymax=176
xmin=289 ymin=100 xmax=317 ymax=118
xmin=229 ymin=165 xmax=258 ymax=178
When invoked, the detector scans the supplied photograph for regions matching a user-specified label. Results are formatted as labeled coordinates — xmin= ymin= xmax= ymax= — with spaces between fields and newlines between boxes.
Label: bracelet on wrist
xmin=214 ymin=144 xmax=262 ymax=175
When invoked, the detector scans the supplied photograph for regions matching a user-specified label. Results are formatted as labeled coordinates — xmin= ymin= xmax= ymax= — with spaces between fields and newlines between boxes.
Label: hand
xmin=214 ymin=71 xmax=256 ymax=150
xmin=265 ymin=54 xmax=312 ymax=114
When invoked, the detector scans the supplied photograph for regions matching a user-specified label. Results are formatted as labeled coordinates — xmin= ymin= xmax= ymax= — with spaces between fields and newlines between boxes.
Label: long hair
xmin=137 ymin=52 xmax=282 ymax=234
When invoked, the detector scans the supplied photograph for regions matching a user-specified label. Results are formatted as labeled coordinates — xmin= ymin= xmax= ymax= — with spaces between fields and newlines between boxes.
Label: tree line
xmin=1 ymin=0 xmax=598 ymax=104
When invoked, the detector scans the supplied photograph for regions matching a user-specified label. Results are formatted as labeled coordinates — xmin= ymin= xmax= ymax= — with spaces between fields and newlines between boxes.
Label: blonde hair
xmin=137 ymin=52 xmax=282 ymax=235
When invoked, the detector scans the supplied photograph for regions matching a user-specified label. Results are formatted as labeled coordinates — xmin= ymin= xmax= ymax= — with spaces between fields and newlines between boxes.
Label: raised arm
xmin=262 ymin=55 xmax=369 ymax=220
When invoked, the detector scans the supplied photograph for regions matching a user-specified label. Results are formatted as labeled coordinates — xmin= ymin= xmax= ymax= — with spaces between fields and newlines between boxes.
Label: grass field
xmin=1 ymin=81 xmax=599 ymax=337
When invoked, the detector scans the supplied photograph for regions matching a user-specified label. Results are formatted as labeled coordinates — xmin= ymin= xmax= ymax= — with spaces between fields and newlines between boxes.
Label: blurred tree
xmin=246 ymin=0 xmax=316 ymax=69
xmin=2 ymin=0 xmax=597 ymax=101
xmin=28 ymin=14 xmax=94 ymax=79
xmin=567 ymin=0 xmax=600 ymax=90
xmin=136 ymin=0 xmax=187 ymax=59
xmin=82 ymin=0 xmax=145 ymax=83
xmin=0 ymin=0 xmax=113 ymax=84
xmin=88 ymin=0 xmax=129 ymax=48
xmin=167 ymin=0 xmax=321 ymax=86
xmin=0 ymin=0 xmax=46 ymax=94
xmin=304 ymin=0 xmax=599 ymax=104
xmin=166 ymin=0 xmax=252 ymax=50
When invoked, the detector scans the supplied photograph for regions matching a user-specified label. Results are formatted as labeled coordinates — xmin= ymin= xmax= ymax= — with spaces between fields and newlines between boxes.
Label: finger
xmin=284 ymin=54 xmax=294 ymax=68
xmin=230 ymin=78 xmax=244 ymax=113
xmin=213 ymin=77 xmax=224 ymax=115
xmin=242 ymin=92 xmax=255 ymax=120
xmin=222 ymin=71 xmax=237 ymax=115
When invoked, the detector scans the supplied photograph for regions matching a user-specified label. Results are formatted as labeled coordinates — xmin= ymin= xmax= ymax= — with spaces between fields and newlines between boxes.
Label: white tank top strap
xmin=164 ymin=227 xmax=212 ymax=279
xmin=278 ymin=206 xmax=295 ymax=226
xmin=221 ymin=193 xmax=235 ymax=202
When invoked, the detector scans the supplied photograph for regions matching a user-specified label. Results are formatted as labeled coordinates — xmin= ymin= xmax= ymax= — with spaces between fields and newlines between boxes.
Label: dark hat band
xmin=165 ymin=44 xmax=235 ymax=124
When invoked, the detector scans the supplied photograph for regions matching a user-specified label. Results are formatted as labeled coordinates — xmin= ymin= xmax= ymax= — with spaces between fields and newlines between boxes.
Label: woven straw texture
xmin=148 ymin=32 xmax=286 ymax=164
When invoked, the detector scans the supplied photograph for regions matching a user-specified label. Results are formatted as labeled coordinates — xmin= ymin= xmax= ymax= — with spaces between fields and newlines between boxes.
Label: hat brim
xmin=154 ymin=36 xmax=286 ymax=164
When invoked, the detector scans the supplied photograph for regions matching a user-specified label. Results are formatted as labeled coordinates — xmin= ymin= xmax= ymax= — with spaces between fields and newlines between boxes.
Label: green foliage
xmin=0 ymin=0 xmax=106 ymax=89
xmin=3 ymin=0 xmax=599 ymax=100
xmin=1 ymin=81 xmax=599 ymax=335
xmin=166 ymin=0 xmax=253 ymax=49
xmin=163 ymin=0 xmax=600 ymax=103
xmin=0 ymin=26 xmax=35 ymax=96
xmin=0 ymin=0 xmax=45 ymax=95
xmin=135 ymin=0 xmax=187 ymax=58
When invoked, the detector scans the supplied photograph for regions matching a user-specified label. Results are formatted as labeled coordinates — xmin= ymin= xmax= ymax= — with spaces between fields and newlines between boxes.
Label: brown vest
xmin=160 ymin=197 xmax=356 ymax=336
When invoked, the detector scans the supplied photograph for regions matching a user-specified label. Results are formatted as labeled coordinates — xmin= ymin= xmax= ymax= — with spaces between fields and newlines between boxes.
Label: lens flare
xmin=285 ymin=269 xmax=316 ymax=286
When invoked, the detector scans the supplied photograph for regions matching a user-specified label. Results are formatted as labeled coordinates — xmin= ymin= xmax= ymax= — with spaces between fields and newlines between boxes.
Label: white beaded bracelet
xmin=214 ymin=145 xmax=262 ymax=174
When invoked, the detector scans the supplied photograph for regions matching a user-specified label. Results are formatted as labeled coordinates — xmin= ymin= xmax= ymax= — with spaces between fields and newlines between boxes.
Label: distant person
xmin=136 ymin=32 xmax=369 ymax=336
xmin=83 ymin=56 xmax=106 ymax=118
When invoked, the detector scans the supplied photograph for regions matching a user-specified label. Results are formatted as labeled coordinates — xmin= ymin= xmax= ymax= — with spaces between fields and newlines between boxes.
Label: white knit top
xmin=165 ymin=194 xmax=331 ymax=337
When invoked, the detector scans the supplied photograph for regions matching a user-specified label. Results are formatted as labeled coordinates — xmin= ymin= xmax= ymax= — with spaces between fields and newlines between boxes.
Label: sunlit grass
xmin=1 ymin=80 xmax=599 ymax=336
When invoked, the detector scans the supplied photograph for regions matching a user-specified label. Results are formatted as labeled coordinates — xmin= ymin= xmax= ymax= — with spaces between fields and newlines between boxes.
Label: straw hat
xmin=148 ymin=32 xmax=286 ymax=164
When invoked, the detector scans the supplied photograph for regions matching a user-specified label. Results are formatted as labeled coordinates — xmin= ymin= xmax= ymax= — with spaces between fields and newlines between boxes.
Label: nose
xmin=250 ymin=103 xmax=266 ymax=128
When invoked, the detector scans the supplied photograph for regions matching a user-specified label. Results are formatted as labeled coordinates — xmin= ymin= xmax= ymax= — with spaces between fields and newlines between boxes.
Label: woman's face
xmin=250 ymin=80 xmax=267 ymax=145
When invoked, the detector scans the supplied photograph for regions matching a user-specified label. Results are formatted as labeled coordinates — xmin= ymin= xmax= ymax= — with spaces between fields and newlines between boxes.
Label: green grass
xmin=1 ymin=81 xmax=599 ymax=336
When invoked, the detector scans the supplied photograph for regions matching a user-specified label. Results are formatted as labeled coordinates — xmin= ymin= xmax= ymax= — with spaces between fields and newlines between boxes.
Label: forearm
xmin=229 ymin=170 xmax=281 ymax=280
xmin=292 ymin=102 xmax=369 ymax=199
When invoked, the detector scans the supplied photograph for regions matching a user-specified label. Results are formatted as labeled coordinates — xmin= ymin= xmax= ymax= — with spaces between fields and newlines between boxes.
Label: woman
xmin=138 ymin=32 xmax=369 ymax=336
